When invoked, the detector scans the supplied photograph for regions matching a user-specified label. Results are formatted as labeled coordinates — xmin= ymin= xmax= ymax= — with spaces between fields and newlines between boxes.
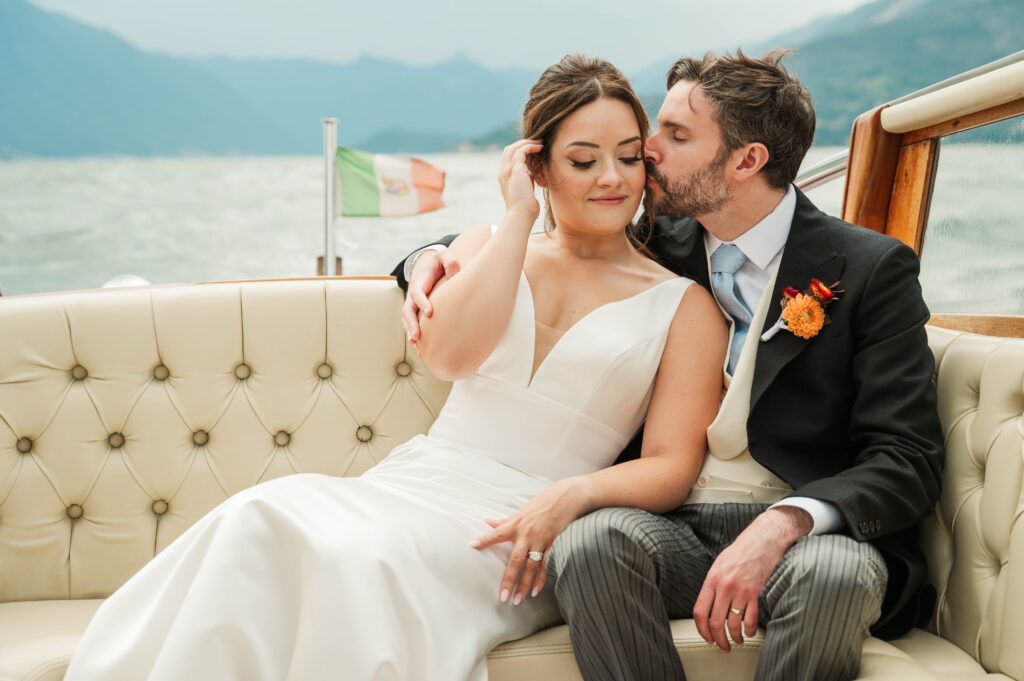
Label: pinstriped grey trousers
xmin=547 ymin=504 xmax=887 ymax=681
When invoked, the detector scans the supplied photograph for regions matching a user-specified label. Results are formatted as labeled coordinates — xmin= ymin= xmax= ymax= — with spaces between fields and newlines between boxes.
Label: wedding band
xmin=527 ymin=551 xmax=544 ymax=562
xmin=729 ymin=607 xmax=744 ymax=616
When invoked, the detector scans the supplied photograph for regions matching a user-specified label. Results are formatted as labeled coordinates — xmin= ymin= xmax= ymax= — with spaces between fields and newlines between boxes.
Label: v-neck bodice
xmin=426 ymin=271 xmax=692 ymax=481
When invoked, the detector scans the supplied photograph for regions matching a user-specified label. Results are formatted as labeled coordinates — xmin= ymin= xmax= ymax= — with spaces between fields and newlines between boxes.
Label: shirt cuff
xmin=769 ymin=497 xmax=843 ymax=535
xmin=403 ymin=244 xmax=448 ymax=282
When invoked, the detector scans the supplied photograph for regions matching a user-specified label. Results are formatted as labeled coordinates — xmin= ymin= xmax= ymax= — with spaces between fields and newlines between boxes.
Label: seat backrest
xmin=921 ymin=325 xmax=1024 ymax=678
xmin=0 ymin=280 xmax=451 ymax=602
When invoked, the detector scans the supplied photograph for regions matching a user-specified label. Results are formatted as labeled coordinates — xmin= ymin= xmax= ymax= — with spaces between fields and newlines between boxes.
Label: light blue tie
xmin=711 ymin=244 xmax=752 ymax=374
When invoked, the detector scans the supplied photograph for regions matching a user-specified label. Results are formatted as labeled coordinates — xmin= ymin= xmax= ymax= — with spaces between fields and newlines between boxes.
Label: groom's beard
xmin=647 ymin=149 xmax=732 ymax=218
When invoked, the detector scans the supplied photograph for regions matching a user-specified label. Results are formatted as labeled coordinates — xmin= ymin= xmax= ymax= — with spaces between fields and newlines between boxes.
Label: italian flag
xmin=335 ymin=147 xmax=446 ymax=217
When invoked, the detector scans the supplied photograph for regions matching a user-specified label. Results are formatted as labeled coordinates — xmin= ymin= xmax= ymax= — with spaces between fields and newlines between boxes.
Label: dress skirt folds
xmin=64 ymin=273 xmax=692 ymax=680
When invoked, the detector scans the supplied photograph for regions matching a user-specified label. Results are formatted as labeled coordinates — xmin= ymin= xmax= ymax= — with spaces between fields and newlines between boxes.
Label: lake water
xmin=0 ymin=146 xmax=1019 ymax=314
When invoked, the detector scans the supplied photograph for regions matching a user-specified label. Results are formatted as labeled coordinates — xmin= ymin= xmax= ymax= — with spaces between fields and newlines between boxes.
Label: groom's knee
xmin=766 ymin=535 xmax=888 ymax=629
xmin=548 ymin=507 xmax=664 ymax=583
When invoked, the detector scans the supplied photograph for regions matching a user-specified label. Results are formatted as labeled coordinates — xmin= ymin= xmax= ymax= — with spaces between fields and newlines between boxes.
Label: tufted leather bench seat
xmin=1 ymin=278 xmax=1022 ymax=681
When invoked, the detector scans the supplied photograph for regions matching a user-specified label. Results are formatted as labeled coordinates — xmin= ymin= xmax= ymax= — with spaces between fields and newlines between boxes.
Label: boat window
xmin=798 ymin=147 xmax=844 ymax=217
xmin=918 ymin=115 xmax=1024 ymax=314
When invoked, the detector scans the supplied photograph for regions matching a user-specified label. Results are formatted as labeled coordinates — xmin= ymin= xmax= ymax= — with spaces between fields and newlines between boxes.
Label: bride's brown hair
xmin=522 ymin=54 xmax=653 ymax=251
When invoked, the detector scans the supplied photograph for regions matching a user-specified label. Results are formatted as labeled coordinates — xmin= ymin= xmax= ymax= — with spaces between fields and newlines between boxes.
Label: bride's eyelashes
xmin=569 ymin=156 xmax=644 ymax=170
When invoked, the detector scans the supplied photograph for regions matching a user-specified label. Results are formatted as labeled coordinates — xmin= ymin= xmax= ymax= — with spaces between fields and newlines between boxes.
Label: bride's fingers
xmin=531 ymin=554 xmax=549 ymax=597
xmin=514 ymin=547 xmax=547 ymax=605
xmin=498 ymin=544 xmax=530 ymax=603
xmin=470 ymin=519 xmax=513 ymax=549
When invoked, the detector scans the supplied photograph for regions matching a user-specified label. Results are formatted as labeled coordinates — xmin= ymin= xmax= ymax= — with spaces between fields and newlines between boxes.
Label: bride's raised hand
xmin=498 ymin=139 xmax=543 ymax=221
xmin=470 ymin=478 xmax=592 ymax=605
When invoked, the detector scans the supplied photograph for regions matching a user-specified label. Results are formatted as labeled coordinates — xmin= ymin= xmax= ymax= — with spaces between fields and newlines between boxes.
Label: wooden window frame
xmin=842 ymin=97 xmax=1024 ymax=338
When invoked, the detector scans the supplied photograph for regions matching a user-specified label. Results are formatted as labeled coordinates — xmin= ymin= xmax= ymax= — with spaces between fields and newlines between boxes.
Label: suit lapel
xmin=649 ymin=215 xmax=711 ymax=288
xmin=750 ymin=191 xmax=846 ymax=410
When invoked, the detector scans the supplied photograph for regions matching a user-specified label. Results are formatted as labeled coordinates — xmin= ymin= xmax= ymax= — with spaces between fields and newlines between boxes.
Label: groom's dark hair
xmin=666 ymin=49 xmax=815 ymax=189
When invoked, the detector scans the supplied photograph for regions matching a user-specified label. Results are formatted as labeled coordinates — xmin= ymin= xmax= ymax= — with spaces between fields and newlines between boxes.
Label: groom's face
xmin=645 ymin=81 xmax=733 ymax=218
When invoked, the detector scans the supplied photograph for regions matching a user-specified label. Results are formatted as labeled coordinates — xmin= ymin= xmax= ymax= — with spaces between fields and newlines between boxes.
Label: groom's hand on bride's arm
xmin=400 ymin=247 xmax=462 ymax=344
xmin=694 ymin=506 xmax=812 ymax=652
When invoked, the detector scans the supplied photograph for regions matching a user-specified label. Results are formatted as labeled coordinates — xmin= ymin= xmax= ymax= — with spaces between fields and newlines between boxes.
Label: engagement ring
xmin=527 ymin=551 xmax=544 ymax=562
xmin=729 ymin=607 xmax=744 ymax=616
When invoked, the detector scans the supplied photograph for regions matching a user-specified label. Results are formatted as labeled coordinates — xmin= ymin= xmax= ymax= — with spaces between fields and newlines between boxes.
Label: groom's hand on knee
xmin=693 ymin=507 xmax=812 ymax=651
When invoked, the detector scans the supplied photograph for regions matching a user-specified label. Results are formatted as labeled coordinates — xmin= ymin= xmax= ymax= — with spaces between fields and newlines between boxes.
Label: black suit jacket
xmin=391 ymin=189 xmax=945 ymax=638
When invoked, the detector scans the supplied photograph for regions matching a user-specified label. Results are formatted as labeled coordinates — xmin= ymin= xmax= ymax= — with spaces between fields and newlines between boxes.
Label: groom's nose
xmin=645 ymin=129 xmax=663 ymax=164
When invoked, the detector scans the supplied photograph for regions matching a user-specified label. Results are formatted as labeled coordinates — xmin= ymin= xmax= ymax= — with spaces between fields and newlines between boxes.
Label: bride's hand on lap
xmin=471 ymin=477 xmax=593 ymax=605
xmin=498 ymin=139 xmax=543 ymax=221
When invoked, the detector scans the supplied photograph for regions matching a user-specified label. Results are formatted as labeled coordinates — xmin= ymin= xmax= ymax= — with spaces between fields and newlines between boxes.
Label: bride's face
xmin=540 ymin=98 xmax=645 ymax=237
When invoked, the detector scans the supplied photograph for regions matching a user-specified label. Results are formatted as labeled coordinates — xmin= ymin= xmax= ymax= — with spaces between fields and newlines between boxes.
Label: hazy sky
xmin=30 ymin=0 xmax=875 ymax=72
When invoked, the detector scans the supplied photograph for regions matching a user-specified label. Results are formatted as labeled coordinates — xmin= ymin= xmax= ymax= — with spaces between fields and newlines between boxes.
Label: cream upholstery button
xmin=71 ymin=365 xmax=88 ymax=380
xmin=108 ymin=432 xmax=125 ymax=448
xmin=760 ymin=480 xmax=770 ymax=487
xmin=697 ymin=476 xmax=707 ymax=487
xmin=152 ymin=500 xmax=169 ymax=516
xmin=67 ymin=504 xmax=83 ymax=520
xmin=356 ymin=426 xmax=373 ymax=442
xmin=153 ymin=364 xmax=170 ymax=381
xmin=193 ymin=430 xmax=209 ymax=446
xmin=396 ymin=361 xmax=412 ymax=377
xmin=16 ymin=437 xmax=32 ymax=454
xmin=234 ymin=363 xmax=251 ymax=380
xmin=317 ymin=363 xmax=333 ymax=379
xmin=274 ymin=431 xmax=291 ymax=446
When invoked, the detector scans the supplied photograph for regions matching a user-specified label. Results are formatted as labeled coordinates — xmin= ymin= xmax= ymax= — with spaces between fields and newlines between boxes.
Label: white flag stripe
xmin=373 ymin=154 xmax=420 ymax=217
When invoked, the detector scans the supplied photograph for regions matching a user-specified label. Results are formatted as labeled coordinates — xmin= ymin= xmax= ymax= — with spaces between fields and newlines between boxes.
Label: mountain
xmin=0 ymin=0 xmax=300 ymax=157
xmin=2 ymin=0 xmax=1021 ymax=156
xmin=190 ymin=54 xmax=538 ymax=153
xmin=784 ymin=0 xmax=1024 ymax=142
xmin=625 ymin=0 xmax=1024 ymax=145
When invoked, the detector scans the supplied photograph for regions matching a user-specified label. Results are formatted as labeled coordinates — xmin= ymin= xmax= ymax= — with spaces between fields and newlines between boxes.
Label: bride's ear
xmin=532 ymin=167 xmax=550 ymax=189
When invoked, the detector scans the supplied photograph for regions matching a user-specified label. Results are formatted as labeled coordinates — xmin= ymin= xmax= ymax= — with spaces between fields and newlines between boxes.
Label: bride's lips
xmin=590 ymin=194 xmax=627 ymax=205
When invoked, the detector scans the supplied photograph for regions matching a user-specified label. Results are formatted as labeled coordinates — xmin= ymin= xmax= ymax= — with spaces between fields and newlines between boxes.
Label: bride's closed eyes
xmin=568 ymin=155 xmax=644 ymax=170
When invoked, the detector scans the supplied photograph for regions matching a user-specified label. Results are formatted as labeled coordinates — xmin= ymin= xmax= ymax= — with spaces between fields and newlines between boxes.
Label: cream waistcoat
xmin=684 ymin=251 xmax=792 ymax=505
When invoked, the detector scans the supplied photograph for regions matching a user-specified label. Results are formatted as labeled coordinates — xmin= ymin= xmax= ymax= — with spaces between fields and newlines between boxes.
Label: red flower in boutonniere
xmin=762 ymin=279 xmax=844 ymax=342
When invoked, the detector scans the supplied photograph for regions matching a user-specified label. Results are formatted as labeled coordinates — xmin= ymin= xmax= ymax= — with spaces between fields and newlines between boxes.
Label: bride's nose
xmin=596 ymin=160 xmax=623 ymax=187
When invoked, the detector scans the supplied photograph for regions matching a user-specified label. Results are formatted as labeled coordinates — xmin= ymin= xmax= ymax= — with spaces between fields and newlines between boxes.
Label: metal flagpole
xmin=321 ymin=118 xmax=339 ymax=275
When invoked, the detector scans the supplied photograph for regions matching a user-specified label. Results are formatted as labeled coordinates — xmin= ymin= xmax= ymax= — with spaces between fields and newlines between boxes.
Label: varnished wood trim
xmin=928 ymin=314 xmax=1024 ymax=338
xmin=842 ymin=106 xmax=901 ymax=233
xmin=884 ymin=139 xmax=939 ymax=252
xmin=901 ymin=97 xmax=1024 ymax=145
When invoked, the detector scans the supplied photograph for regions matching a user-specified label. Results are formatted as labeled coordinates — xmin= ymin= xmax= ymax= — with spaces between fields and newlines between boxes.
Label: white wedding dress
xmin=65 ymin=271 xmax=692 ymax=681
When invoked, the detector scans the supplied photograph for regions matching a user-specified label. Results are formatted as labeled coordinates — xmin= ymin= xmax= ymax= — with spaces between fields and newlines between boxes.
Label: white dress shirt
xmin=705 ymin=185 xmax=841 ymax=535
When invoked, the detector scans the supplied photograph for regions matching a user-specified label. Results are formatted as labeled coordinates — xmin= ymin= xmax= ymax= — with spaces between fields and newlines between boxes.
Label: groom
xmin=392 ymin=49 xmax=943 ymax=681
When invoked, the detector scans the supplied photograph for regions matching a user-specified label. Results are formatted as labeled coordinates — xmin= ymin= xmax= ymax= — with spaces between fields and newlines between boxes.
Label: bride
xmin=64 ymin=55 xmax=727 ymax=681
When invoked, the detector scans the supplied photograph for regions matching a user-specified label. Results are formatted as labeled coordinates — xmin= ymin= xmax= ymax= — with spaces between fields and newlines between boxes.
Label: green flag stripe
xmin=337 ymin=147 xmax=380 ymax=217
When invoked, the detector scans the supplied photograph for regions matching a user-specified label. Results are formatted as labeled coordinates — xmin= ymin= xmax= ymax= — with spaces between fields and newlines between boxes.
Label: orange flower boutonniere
xmin=761 ymin=279 xmax=843 ymax=341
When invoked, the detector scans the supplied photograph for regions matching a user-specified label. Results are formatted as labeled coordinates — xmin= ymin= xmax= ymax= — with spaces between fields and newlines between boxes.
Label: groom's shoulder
xmin=798 ymin=192 xmax=913 ymax=261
